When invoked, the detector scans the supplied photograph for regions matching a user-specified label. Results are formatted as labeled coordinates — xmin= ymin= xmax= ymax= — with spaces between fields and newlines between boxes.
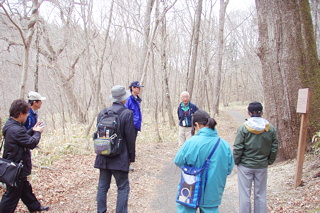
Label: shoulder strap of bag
xmin=202 ymin=138 xmax=221 ymax=200
xmin=202 ymin=138 xmax=220 ymax=168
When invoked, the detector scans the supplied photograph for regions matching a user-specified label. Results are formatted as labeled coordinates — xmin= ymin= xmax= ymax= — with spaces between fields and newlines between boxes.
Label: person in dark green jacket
xmin=233 ymin=102 xmax=278 ymax=213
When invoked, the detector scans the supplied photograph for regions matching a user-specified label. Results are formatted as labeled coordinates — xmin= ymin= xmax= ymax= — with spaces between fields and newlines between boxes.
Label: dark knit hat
xmin=248 ymin=102 xmax=263 ymax=117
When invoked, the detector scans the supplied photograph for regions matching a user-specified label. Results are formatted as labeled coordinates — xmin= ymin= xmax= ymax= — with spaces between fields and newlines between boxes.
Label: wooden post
xmin=294 ymin=88 xmax=311 ymax=188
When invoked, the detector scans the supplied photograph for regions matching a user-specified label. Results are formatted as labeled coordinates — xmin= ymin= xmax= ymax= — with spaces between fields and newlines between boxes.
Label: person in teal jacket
xmin=174 ymin=109 xmax=234 ymax=213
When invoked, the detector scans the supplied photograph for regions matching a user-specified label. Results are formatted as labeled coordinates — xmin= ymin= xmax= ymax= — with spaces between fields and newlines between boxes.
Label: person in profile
xmin=25 ymin=91 xmax=46 ymax=130
xmin=125 ymin=81 xmax=144 ymax=135
xmin=174 ymin=109 xmax=234 ymax=213
xmin=233 ymin=102 xmax=278 ymax=213
xmin=0 ymin=99 xmax=49 ymax=213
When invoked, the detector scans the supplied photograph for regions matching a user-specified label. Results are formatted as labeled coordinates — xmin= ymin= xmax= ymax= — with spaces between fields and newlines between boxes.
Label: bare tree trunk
xmin=20 ymin=0 xmax=40 ymax=97
xmin=161 ymin=8 xmax=175 ymax=127
xmin=256 ymin=0 xmax=320 ymax=160
xmin=85 ymin=0 xmax=115 ymax=137
xmin=212 ymin=0 xmax=229 ymax=115
xmin=1 ymin=0 xmax=40 ymax=98
xmin=186 ymin=0 xmax=203 ymax=98
xmin=151 ymin=51 xmax=162 ymax=143
xmin=34 ymin=24 xmax=40 ymax=92
xmin=140 ymin=0 xmax=155 ymax=84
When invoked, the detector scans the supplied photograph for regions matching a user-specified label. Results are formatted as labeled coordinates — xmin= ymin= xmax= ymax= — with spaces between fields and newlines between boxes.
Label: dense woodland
xmin=0 ymin=0 xmax=319 ymax=160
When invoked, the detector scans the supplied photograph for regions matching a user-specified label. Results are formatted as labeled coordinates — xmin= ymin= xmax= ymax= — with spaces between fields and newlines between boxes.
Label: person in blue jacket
xmin=125 ymin=81 xmax=144 ymax=135
xmin=24 ymin=91 xmax=46 ymax=130
xmin=174 ymin=109 xmax=234 ymax=213
xmin=177 ymin=91 xmax=198 ymax=146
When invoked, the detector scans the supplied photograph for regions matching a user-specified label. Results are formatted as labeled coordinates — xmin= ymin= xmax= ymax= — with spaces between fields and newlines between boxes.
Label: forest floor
xmin=0 ymin=106 xmax=319 ymax=213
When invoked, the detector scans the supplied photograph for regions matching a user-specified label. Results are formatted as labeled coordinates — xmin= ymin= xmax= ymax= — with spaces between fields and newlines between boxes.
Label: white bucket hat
xmin=109 ymin=85 xmax=131 ymax=102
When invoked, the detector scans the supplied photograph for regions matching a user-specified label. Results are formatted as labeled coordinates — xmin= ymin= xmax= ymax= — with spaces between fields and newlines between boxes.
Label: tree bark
xmin=212 ymin=0 xmax=229 ymax=115
xmin=256 ymin=0 xmax=320 ymax=160
xmin=186 ymin=0 xmax=203 ymax=98
xmin=161 ymin=6 xmax=175 ymax=127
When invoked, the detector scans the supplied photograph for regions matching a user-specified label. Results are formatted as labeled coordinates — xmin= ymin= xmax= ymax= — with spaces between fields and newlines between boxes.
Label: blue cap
xmin=129 ymin=81 xmax=144 ymax=88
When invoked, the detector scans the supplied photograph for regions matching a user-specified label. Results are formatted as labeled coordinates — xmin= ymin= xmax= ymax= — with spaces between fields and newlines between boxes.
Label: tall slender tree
xmin=212 ymin=0 xmax=229 ymax=115
xmin=186 ymin=0 xmax=203 ymax=98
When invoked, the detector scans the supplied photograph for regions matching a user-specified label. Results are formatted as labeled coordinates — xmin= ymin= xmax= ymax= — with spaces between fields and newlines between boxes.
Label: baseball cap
xmin=28 ymin=91 xmax=46 ymax=101
xmin=129 ymin=81 xmax=144 ymax=88
xmin=248 ymin=102 xmax=263 ymax=116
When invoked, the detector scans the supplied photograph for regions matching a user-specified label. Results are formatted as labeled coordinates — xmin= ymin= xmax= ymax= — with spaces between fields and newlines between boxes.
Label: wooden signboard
xmin=294 ymin=88 xmax=311 ymax=188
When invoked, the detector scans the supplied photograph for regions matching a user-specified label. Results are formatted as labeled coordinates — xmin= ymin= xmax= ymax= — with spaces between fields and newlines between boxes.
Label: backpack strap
xmin=0 ymin=136 xmax=4 ymax=153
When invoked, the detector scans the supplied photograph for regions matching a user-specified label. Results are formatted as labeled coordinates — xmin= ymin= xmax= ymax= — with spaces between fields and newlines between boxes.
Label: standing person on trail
xmin=125 ymin=81 xmax=144 ymax=136
xmin=24 ymin=91 xmax=46 ymax=130
xmin=174 ymin=109 xmax=234 ymax=213
xmin=0 ymin=99 xmax=49 ymax=213
xmin=125 ymin=81 xmax=143 ymax=172
xmin=233 ymin=102 xmax=279 ymax=213
xmin=177 ymin=91 xmax=198 ymax=146
xmin=94 ymin=85 xmax=137 ymax=213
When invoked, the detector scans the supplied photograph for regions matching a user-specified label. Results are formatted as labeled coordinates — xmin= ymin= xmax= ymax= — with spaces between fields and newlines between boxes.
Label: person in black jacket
xmin=94 ymin=85 xmax=137 ymax=213
xmin=0 ymin=99 xmax=49 ymax=213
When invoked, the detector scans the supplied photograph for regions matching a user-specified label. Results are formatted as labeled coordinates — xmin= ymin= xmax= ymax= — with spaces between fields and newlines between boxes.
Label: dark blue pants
xmin=97 ymin=169 xmax=130 ymax=213
xmin=0 ymin=177 xmax=41 ymax=213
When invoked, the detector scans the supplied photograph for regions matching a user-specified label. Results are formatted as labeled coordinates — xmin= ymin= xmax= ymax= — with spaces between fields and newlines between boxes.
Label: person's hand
xmin=33 ymin=121 xmax=45 ymax=133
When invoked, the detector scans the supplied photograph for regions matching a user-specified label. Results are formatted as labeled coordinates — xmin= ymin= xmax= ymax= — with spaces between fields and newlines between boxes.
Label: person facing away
xmin=177 ymin=91 xmax=198 ymax=146
xmin=24 ymin=91 xmax=46 ymax=130
xmin=233 ymin=102 xmax=279 ymax=213
xmin=125 ymin=81 xmax=144 ymax=134
xmin=174 ymin=109 xmax=234 ymax=213
xmin=0 ymin=99 xmax=49 ymax=213
xmin=94 ymin=85 xmax=137 ymax=213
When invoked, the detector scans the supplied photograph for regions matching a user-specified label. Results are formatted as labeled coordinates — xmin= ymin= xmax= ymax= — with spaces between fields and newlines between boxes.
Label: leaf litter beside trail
xmin=0 ymin=108 xmax=319 ymax=212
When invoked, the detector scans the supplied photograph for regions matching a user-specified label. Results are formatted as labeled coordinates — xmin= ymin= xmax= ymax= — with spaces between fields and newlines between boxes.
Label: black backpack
xmin=93 ymin=107 xmax=126 ymax=157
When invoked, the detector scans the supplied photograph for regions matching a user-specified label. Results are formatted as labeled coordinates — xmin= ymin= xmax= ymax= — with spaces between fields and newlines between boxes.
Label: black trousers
xmin=0 ymin=177 xmax=41 ymax=213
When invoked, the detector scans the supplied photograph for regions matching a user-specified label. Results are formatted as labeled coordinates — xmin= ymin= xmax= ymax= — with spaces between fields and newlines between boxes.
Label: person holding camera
xmin=0 ymin=99 xmax=49 ymax=213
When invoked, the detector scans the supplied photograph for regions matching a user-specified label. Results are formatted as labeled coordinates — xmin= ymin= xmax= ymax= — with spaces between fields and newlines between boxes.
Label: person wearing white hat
xmin=25 ymin=91 xmax=46 ymax=130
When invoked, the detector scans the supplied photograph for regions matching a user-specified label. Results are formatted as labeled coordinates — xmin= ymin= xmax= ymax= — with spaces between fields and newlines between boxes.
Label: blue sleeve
xmin=24 ymin=116 xmax=31 ymax=130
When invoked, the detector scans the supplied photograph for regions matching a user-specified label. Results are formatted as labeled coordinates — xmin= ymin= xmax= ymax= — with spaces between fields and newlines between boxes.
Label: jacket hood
xmin=244 ymin=117 xmax=270 ymax=134
xmin=2 ymin=118 xmax=19 ymax=136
